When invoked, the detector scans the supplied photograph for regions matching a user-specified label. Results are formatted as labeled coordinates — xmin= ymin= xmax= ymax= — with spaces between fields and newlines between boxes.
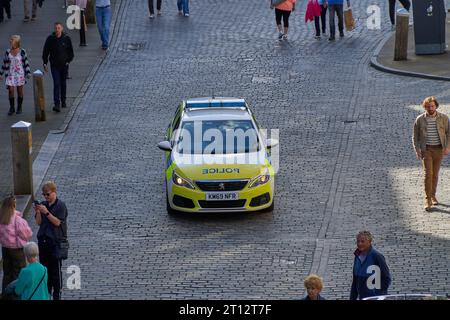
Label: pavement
xmin=0 ymin=0 xmax=112 ymax=201
xmin=0 ymin=0 xmax=119 ymax=271
xmin=372 ymin=12 xmax=450 ymax=81
xmin=1 ymin=0 xmax=449 ymax=300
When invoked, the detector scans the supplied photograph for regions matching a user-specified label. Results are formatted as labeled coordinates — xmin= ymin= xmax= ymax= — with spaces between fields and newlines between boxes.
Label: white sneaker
xmin=149 ymin=14 xmax=154 ymax=19
xmin=184 ymin=13 xmax=189 ymax=17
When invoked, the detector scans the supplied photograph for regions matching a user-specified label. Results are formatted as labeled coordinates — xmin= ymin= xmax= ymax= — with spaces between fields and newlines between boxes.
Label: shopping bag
xmin=344 ymin=7 xmax=355 ymax=31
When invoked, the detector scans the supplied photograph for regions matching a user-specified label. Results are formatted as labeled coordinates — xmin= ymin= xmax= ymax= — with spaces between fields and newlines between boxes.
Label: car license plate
xmin=206 ymin=192 xmax=239 ymax=201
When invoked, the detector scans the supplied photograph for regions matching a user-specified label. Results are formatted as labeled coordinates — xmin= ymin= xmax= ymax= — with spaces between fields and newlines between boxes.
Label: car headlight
xmin=249 ymin=172 xmax=271 ymax=188
xmin=172 ymin=172 xmax=195 ymax=189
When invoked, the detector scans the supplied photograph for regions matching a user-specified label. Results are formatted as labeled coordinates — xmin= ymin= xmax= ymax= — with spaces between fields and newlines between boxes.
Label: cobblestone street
xmin=19 ymin=0 xmax=450 ymax=299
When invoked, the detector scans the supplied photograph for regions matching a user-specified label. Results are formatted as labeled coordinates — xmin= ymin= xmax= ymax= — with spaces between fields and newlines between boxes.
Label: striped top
xmin=426 ymin=116 xmax=441 ymax=146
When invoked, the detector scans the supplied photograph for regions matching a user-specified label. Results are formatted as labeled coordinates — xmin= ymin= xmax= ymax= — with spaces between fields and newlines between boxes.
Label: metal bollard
xmin=80 ymin=9 xmax=87 ymax=46
xmin=33 ymin=70 xmax=46 ymax=122
xmin=394 ymin=9 xmax=410 ymax=61
xmin=11 ymin=121 xmax=33 ymax=197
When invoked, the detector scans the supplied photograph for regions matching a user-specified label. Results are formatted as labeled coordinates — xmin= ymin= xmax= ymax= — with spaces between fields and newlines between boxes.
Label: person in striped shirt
xmin=412 ymin=96 xmax=450 ymax=211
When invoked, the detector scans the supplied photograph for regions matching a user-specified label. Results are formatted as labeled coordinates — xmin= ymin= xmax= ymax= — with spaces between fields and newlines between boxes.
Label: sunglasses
xmin=42 ymin=192 xmax=52 ymax=197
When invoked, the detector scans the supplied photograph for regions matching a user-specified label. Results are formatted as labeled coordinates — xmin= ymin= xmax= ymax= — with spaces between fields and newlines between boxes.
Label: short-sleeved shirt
xmin=36 ymin=198 xmax=68 ymax=241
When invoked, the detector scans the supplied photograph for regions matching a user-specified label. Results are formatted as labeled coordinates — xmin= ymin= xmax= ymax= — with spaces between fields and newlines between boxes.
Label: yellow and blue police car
xmin=157 ymin=97 xmax=278 ymax=213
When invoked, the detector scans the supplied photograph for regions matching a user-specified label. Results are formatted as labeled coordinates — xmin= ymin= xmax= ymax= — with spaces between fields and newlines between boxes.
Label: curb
xmin=370 ymin=31 xmax=450 ymax=82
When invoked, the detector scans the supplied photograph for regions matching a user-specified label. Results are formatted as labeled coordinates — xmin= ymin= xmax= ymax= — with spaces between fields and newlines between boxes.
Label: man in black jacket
xmin=34 ymin=181 xmax=68 ymax=300
xmin=42 ymin=22 xmax=74 ymax=112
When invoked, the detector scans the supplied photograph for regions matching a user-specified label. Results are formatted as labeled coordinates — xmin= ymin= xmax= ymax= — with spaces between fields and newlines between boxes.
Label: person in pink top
xmin=0 ymin=195 xmax=32 ymax=296
xmin=270 ymin=0 xmax=296 ymax=40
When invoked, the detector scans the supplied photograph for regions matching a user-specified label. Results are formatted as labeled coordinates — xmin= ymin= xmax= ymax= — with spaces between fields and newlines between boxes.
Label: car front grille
xmin=198 ymin=200 xmax=246 ymax=208
xmin=195 ymin=180 xmax=248 ymax=191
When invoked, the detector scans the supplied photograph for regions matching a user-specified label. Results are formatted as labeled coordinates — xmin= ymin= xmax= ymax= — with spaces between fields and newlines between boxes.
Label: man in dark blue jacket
xmin=350 ymin=231 xmax=391 ymax=300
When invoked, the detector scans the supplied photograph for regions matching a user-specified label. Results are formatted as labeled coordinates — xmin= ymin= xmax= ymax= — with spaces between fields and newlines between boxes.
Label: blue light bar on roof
xmin=185 ymin=99 xmax=246 ymax=108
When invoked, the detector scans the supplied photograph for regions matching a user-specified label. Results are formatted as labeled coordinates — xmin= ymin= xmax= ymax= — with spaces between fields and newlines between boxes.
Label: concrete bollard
xmin=11 ymin=121 xmax=33 ymax=197
xmin=394 ymin=9 xmax=410 ymax=61
xmin=33 ymin=70 xmax=46 ymax=122
xmin=85 ymin=0 xmax=96 ymax=24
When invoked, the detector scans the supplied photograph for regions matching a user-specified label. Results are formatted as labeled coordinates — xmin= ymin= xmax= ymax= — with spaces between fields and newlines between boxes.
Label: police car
xmin=157 ymin=97 xmax=277 ymax=213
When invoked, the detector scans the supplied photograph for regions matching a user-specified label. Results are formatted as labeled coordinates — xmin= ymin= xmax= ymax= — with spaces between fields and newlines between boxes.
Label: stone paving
xmin=6 ymin=0 xmax=449 ymax=299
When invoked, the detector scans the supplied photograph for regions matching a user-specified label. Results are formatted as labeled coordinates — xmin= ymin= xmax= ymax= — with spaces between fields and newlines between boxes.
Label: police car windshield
xmin=176 ymin=120 xmax=260 ymax=154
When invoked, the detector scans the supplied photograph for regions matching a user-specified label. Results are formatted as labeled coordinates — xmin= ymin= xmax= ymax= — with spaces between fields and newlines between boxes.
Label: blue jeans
xmin=96 ymin=6 xmax=111 ymax=48
xmin=329 ymin=4 xmax=343 ymax=38
xmin=177 ymin=0 xmax=189 ymax=15
xmin=51 ymin=65 xmax=68 ymax=106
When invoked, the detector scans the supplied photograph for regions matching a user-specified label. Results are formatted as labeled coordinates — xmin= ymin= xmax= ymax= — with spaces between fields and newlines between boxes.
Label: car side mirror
xmin=266 ymin=138 xmax=279 ymax=149
xmin=157 ymin=141 xmax=172 ymax=151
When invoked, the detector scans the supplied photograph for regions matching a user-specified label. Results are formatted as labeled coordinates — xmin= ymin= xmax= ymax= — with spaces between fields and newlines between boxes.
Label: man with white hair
xmin=350 ymin=231 xmax=391 ymax=300
xmin=14 ymin=242 xmax=49 ymax=300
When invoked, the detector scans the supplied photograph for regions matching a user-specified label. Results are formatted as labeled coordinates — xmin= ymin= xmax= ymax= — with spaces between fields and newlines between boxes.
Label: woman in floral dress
xmin=0 ymin=35 xmax=31 ymax=115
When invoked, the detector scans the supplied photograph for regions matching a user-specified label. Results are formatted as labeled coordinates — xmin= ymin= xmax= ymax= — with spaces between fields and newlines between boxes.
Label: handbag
xmin=271 ymin=0 xmax=288 ymax=7
xmin=53 ymin=221 xmax=69 ymax=260
xmin=344 ymin=1 xmax=355 ymax=31
xmin=56 ymin=237 xmax=69 ymax=260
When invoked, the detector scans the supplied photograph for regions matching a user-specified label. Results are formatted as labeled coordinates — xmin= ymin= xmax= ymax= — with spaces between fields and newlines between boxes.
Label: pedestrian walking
xmin=12 ymin=242 xmax=49 ymax=300
xmin=177 ymin=0 xmax=189 ymax=17
xmin=0 ymin=35 xmax=31 ymax=116
xmin=388 ymin=0 xmax=410 ymax=29
xmin=412 ymin=96 xmax=450 ymax=211
xmin=0 ymin=0 xmax=11 ymax=23
xmin=148 ymin=0 xmax=162 ymax=18
xmin=42 ymin=22 xmax=74 ymax=112
xmin=95 ymin=0 xmax=111 ymax=50
xmin=34 ymin=181 xmax=68 ymax=300
xmin=314 ymin=0 xmax=328 ymax=39
xmin=270 ymin=0 xmax=296 ymax=41
xmin=0 ymin=195 xmax=32 ymax=297
xmin=350 ymin=231 xmax=391 ymax=300
xmin=23 ymin=0 xmax=37 ymax=21
xmin=327 ymin=0 xmax=349 ymax=41
xmin=302 ymin=274 xmax=326 ymax=300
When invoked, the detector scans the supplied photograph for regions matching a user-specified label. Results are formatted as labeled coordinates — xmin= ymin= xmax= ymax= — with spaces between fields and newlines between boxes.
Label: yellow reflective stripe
xmin=166 ymin=162 xmax=175 ymax=181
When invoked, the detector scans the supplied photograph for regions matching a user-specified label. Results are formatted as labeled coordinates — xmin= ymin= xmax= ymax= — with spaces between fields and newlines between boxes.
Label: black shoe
xmin=53 ymin=105 xmax=61 ymax=112
xmin=61 ymin=102 xmax=67 ymax=108
xmin=16 ymin=97 xmax=23 ymax=114
xmin=328 ymin=36 xmax=335 ymax=41
xmin=339 ymin=32 xmax=344 ymax=38
xmin=8 ymin=106 xmax=15 ymax=115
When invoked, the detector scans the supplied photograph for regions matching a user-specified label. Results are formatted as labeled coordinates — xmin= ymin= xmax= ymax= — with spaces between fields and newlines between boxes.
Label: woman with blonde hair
xmin=0 ymin=195 xmax=32 ymax=296
xmin=0 ymin=35 xmax=31 ymax=115
xmin=302 ymin=274 xmax=326 ymax=300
